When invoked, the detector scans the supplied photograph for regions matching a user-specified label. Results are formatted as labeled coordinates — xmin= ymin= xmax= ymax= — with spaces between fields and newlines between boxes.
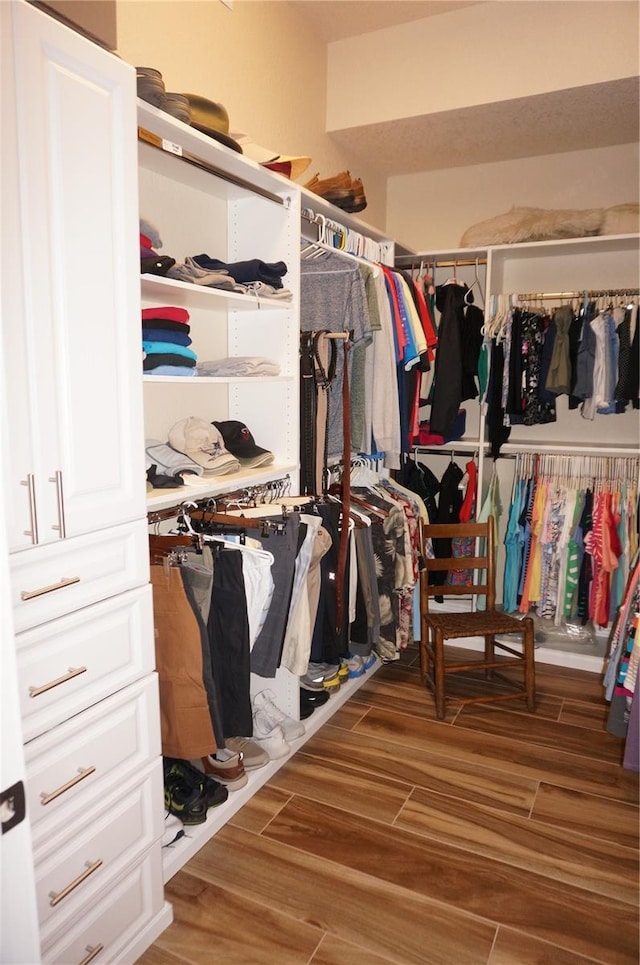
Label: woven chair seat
xmin=424 ymin=610 xmax=530 ymax=639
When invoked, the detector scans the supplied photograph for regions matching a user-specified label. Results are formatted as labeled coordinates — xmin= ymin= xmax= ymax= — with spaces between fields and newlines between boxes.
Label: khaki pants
xmin=151 ymin=564 xmax=217 ymax=759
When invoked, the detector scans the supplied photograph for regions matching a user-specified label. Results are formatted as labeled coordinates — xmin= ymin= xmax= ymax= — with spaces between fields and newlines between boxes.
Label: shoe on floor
xmin=252 ymin=709 xmax=290 ymax=759
xmin=299 ymin=671 xmax=326 ymax=692
xmin=164 ymin=756 xmax=229 ymax=808
xmin=226 ymin=736 xmax=269 ymax=769
xmin=300 ymin=687 xmax=330 ymax=707
xmin=362 ymin=652 xmax=377 ymax=671
xmin=163 ymin=767 xmax=208 ymax=826
xmin=299 ymin=698 xmax=315 ymax=720
xmin=300 ymin=687 xmax=329 ymax=718
xmin=346 ymin=654 xmax=365 ymax=678
xmin=200 ymin=751 xmax=248 ymax=790
xmin=253 ymin=689 xmax=305 ymax=741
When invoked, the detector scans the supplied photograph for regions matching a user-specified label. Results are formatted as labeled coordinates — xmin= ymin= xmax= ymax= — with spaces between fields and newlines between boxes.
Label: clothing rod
xmin=513 ymin=288 xmax=639 ymax=300
xmin=395 ymin=257 xmax=487 ymax=268
xmin=138 ymin=127 xmax=287 ymax=208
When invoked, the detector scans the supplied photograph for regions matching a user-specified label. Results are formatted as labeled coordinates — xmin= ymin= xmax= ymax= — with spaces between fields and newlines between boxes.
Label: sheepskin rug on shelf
xmin=460 ymin=203 xmax=639 ymax=247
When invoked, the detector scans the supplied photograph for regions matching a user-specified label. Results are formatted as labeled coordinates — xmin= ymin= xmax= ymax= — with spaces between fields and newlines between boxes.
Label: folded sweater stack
xmin=142 ymin=306 xmax=197 ymax=376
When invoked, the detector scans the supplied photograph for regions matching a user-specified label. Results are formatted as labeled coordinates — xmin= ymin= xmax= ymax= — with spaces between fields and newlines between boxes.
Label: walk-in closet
xmin=2 ymin=1 xmax=638 ymax=963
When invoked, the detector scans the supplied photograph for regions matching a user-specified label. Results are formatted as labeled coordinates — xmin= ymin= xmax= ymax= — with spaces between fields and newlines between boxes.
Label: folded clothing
xmin=147 ymin=464 xmax=185 ymax=489
xmin=196 ymin=356 xmax=280 ymax=377
xmin=141 ymin=255 xmax=175 ymax=276
xmin=143 ymin=341 xmax=197 ymax=360
xmin=144 ymin=364 xmax=197 ymax=377
xmin=145 ymin=438 xmax=204 ymax=476
xmin=166 ymin=258 xmax=237 ymax=290
xmin=141 ymin=328 xmax=192 ymax=346
xmin=143 ymin=353 xmax=196 ymax=370
xmin=142 ymin=306 xmax=190 ymax=324
xmin=192 ymin=254 xmax=287 ymax=289
xmin=142 ymin=318 xmax=191 ymax=335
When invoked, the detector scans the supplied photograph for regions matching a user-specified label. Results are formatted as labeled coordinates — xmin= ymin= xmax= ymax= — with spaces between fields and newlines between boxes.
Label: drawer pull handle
xmin=78 ymin=945 xmax=104 ymax=965
xmin=29 ymin=666 xmax=87 ymax=698
xmin=21 ymin=576 xmax=80 ymax=601
xmin=49 ymin=470 xmax=66 ymax=538
xmin=40 ymin=765 xmax=96 ymax=805
xmin=48 ymin=858 xmax=103 ymax=907
xmin=21 ymin=474 xmax=39 ymax=545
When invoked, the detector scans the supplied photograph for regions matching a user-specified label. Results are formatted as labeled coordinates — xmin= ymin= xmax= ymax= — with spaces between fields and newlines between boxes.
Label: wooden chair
xmin=419 ymin=516 xmax=536 ymax=720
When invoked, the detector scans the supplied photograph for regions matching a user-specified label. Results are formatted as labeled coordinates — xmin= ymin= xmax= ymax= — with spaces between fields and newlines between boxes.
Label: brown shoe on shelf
xmin=200 ymin=750 xmax=248 ymax=790
xmin=305 ymin=170 xmax=367 ymax=213
xmin=344 ymin=177 xmax=367 ymax=213
xmin=305 ymin=170 xmax=354 ymax=205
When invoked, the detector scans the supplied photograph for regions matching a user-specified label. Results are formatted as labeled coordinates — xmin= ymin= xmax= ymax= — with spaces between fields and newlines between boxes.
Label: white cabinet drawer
xmin=26 ymin=675 xmax=161 ymax=851
xmin=36 ymin=760 xmax=163 ymax=945
xmin=10 ymin=518 xmax=150 ymax=633
xmin=41 ymin=846 xmax=166 ymax=965
xmin=17 ymin=585 xmax=155 ymax=742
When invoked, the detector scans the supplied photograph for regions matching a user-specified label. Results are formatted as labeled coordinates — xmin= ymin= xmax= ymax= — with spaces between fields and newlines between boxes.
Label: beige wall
xmin=115 ymin=0 xmax=387 ymax=226
xmin=387 ymin=141 xmax=640 ymax=251
xmin=326 ymin=1 xmax=639 ymax=130
xmin=116 ymin=1 xmax=638 ymax=248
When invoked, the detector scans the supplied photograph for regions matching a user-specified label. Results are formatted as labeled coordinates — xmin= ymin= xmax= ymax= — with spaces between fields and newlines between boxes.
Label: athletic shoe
xmin=164 ymin=756 xmax=229 ymax=808
xmin=252 ymin=709 xmax=290 ymax=759
xmin=362 ymin=652 xmax=378 ymax=671
xmin=253 ymin=689 xmax=305 ymax=741
xmin=225 ymin=736 xmax=269 ymax=769
xmin=346 ymin=654 xmax=366 ymax=678
xmin=200 ymin=750 xmax=248 ymax=790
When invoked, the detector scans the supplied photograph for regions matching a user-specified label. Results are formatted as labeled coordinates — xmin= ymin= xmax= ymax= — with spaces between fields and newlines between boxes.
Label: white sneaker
xmin=252 ymin=708 xmax=290 ymax=759
xmin=253 ymin=689 xmax=305 ymax=741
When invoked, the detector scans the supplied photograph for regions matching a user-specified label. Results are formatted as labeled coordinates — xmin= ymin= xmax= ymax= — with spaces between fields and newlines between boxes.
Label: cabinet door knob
xmin=20 ymin=576 xmax=80 ymax=601
xmin=49 ymin=470 xmax=66 ymax=538
xmin=20 ymin=474 xmax=39 ymax=545
xmin=28 ymin=665 xmax=87 ymax=698
xmin=48 ymin=858 xmax=103 ymax=906
xmin=40 ymin=765 xmax=96 ymax=806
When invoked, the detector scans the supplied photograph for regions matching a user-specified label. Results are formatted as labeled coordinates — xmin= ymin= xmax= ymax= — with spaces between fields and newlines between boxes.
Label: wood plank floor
xmin=137 ymin=647 xmax=639 ymax=965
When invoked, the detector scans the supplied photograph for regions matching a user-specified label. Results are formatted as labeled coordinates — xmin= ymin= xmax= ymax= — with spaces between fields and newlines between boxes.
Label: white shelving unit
xmin=138 ymin=99 xmax=301 ymax=508
xmin=407 ymin=234 xmax=640 ymax=672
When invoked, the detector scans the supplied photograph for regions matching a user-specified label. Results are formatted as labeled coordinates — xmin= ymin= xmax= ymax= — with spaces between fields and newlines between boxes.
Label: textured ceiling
xmin=329 ymin=77 xmax=640 ymax=175
xmin=287 ymin=1 xmax=638 ymax=175
xmin=287 ymin=0 xmax=483 ymax=42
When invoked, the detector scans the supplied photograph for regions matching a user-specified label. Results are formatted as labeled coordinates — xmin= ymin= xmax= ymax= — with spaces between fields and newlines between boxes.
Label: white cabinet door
xmin=2 ymin=0 xmax=145 ymax=551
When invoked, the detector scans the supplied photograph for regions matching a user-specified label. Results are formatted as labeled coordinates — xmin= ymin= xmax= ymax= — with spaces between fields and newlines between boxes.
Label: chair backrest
xmin=420 ymin=516 xmax=496 ymax=612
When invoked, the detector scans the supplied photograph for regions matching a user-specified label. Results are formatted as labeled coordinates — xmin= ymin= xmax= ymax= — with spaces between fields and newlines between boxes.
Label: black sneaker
xmin=164 ymin=757 xmax=228 ymax=809
xmin=163 ymin=770 xmax=208 ymax=826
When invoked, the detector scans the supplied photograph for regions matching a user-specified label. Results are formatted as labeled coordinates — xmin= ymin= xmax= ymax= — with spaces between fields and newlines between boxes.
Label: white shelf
xmin=143 ymin=375 xmax=294 ymax=384
xmin=161 ymin=657 xmax=381 ymax=883
xmin=141 ymin=273 xmax=294 ymax=311
xmin=137 ymin=99 xmax=296 ymax=204
xmin=145 ymin=462 xmax=298 ymax=512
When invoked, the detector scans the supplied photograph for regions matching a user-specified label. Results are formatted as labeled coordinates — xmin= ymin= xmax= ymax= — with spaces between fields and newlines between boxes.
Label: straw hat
xmin=230 ymin=131 xmax=312 ymax=181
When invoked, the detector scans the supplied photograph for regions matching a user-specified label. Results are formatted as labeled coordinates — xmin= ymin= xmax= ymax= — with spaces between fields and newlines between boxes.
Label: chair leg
xmin=484 ymin=634 xmax=495 ymax=678
xmin=523 ymin=620 xmax=536 ymax=711
xmin=419 ymin=630 xmax=427 ymax=684
xmin=434 ymin=630 xmax=446 ymax=720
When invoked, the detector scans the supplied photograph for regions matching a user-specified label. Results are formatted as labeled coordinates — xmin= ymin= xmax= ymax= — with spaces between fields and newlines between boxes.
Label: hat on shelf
xmin=182 ymin=94 xmax=243 ymax=153
xmin=168 ymin=417 xmax=240 ymax=475
xmin=230 ymin=131 xmax=312 ymax=181
xmin=212 ymin=420 xmax=274 ymax=469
